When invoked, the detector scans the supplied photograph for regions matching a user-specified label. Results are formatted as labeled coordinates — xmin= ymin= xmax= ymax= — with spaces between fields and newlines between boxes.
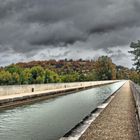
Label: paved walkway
xmin=79 ymin=81 xmax=139 ymax=140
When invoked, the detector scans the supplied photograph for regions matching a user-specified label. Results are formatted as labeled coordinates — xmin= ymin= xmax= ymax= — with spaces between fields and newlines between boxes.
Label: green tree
xmin=61 ymin=72 xmax=79 ymax=82
xmin=5 ymin=64 xmax=23 ymax=84
xmin=116 ymin=66 xmax=129 ymax=80
xmin=78 ymin=73 xmax=87 ymax=81
xmin=94 ymin=56 xmax=116 ymax=80
xmin=45 ymin=69 xmax=60 ymax=83
xmin=129 ymin=41 xmax=140 ymax=71
xmin=11 ymin=72 xmax=20 ymax=85
xmin=129 ymin=70 xmax=140 ymax=84
xmin=20 ymin=68 xmax=32 ymax=84
xmin=5 ymin=64 xmax=22 ymax=74
xmin=85 ymin=70 xmax=98 ymax=81
xmin=30 ymin=66 xmax=45 ymax=84
xmin=0 ymin=70 xmax=12 ymax=85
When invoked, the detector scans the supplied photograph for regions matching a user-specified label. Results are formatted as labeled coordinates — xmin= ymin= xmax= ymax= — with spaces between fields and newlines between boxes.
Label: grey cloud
xmin=48 ymin=50 xmax=71 ymax=59
xmin=110 ymin=51 xmax=133 ymax=68
xmin=28 ymin=22 xmax=86 ymax=46
xmin=0 ymin=0 xmax=30 ymax=20
xmin=0 ymin=0 xmax=140 ymax=67
xmin=110 ymin=51 xmax=127 ymax=59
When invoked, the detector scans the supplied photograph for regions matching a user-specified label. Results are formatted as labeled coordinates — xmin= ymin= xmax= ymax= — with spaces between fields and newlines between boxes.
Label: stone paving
xmin=79 ymin=81 xmax=139 ymax=140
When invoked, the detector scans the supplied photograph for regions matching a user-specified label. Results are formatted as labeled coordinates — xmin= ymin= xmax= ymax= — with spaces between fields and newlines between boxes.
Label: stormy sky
xmin=0 ymin=0 xmax=140 ymax=67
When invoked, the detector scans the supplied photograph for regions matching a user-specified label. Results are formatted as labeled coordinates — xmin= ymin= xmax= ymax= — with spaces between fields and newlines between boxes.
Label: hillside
xmin=0 ymin=56 xmax=139 ymax=85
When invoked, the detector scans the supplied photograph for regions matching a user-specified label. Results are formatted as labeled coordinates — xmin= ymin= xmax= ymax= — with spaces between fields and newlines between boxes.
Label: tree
xmin=44 ymin=69 xmax=60 ymax=83
xmin=20 ymin=68 xmax=32 ymax=84
xmin=85 ymin=70 xmax=98 ymax=81
xmin=78 ymin=73 xmax=87 ymax=81
xmin=0 ymin=70 xmax=12 ymax=85
xmin=5 ymin=64 xmax=22 ymax=74
xmin=11 ymin=72 xmax=20 ymax=85
xmin=94 ymin=56 xmax=116 ymax=80
xmin=129 ymin=70 xmax=140 ymax=84
xmin=116 ymin=66 xmax=130 ymax=80
xmin=5 ymin=64 xmax=23 ymax=84
xmin=30 ymin=66 xmax=45 ymax=84
xmin=129 ymin=41 xmax=140 ymax=71
xmin=61 ymin=72 xmax=79 ymax=82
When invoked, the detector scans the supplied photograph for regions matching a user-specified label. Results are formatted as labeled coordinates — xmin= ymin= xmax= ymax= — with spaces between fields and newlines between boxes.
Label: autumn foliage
xmin=0 ymin=56 xmax=139 ymax=85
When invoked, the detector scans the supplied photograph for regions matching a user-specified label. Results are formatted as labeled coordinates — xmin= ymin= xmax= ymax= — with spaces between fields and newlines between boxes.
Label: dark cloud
xmin=0 ymin=0 xmax=140 ymax=67
xmin=28 ymin=21 xmax=86 ymax=46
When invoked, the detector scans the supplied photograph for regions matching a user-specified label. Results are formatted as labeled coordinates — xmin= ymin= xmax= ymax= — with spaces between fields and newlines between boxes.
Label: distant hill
xmin=16 ymin=59 xmax=96 ymax=75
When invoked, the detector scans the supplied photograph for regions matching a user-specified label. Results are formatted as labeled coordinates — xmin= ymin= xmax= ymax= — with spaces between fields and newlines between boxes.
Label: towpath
xmin=79 ymin=81 xmax=139 ymax=140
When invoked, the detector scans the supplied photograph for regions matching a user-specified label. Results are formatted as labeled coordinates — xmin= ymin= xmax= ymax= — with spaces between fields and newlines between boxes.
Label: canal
xmin=0 ymin=81 xmax=125 ymax=140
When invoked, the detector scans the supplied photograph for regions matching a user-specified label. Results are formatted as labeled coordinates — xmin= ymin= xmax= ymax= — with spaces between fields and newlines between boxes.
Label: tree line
xmin=0 ymin=53 xmax=140 ymax=85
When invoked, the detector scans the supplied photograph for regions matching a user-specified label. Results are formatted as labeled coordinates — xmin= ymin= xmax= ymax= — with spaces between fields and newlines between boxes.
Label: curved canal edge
xmin=60 ymin=81 xmax=126 ymax=140
xmin=0 ymin=80 xmax=120 ymax=110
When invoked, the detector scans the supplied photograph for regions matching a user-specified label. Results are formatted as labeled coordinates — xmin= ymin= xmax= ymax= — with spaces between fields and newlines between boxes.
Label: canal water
xmin=0 ymin=81 xmax=125 ymax=140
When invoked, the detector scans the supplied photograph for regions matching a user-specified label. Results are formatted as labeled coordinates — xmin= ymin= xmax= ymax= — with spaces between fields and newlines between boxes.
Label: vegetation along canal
xmin=0 ymin=81 xmax=125 ymax=140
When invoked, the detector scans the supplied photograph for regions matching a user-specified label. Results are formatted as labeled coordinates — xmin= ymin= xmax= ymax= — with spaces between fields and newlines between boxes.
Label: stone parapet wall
xmin=0 ymin=80 xmax=119 ymax=96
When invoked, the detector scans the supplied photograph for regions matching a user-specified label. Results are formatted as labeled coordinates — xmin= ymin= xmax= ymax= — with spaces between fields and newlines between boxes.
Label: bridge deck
xmin=79 ymin=81 xmax=139 ymax=140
